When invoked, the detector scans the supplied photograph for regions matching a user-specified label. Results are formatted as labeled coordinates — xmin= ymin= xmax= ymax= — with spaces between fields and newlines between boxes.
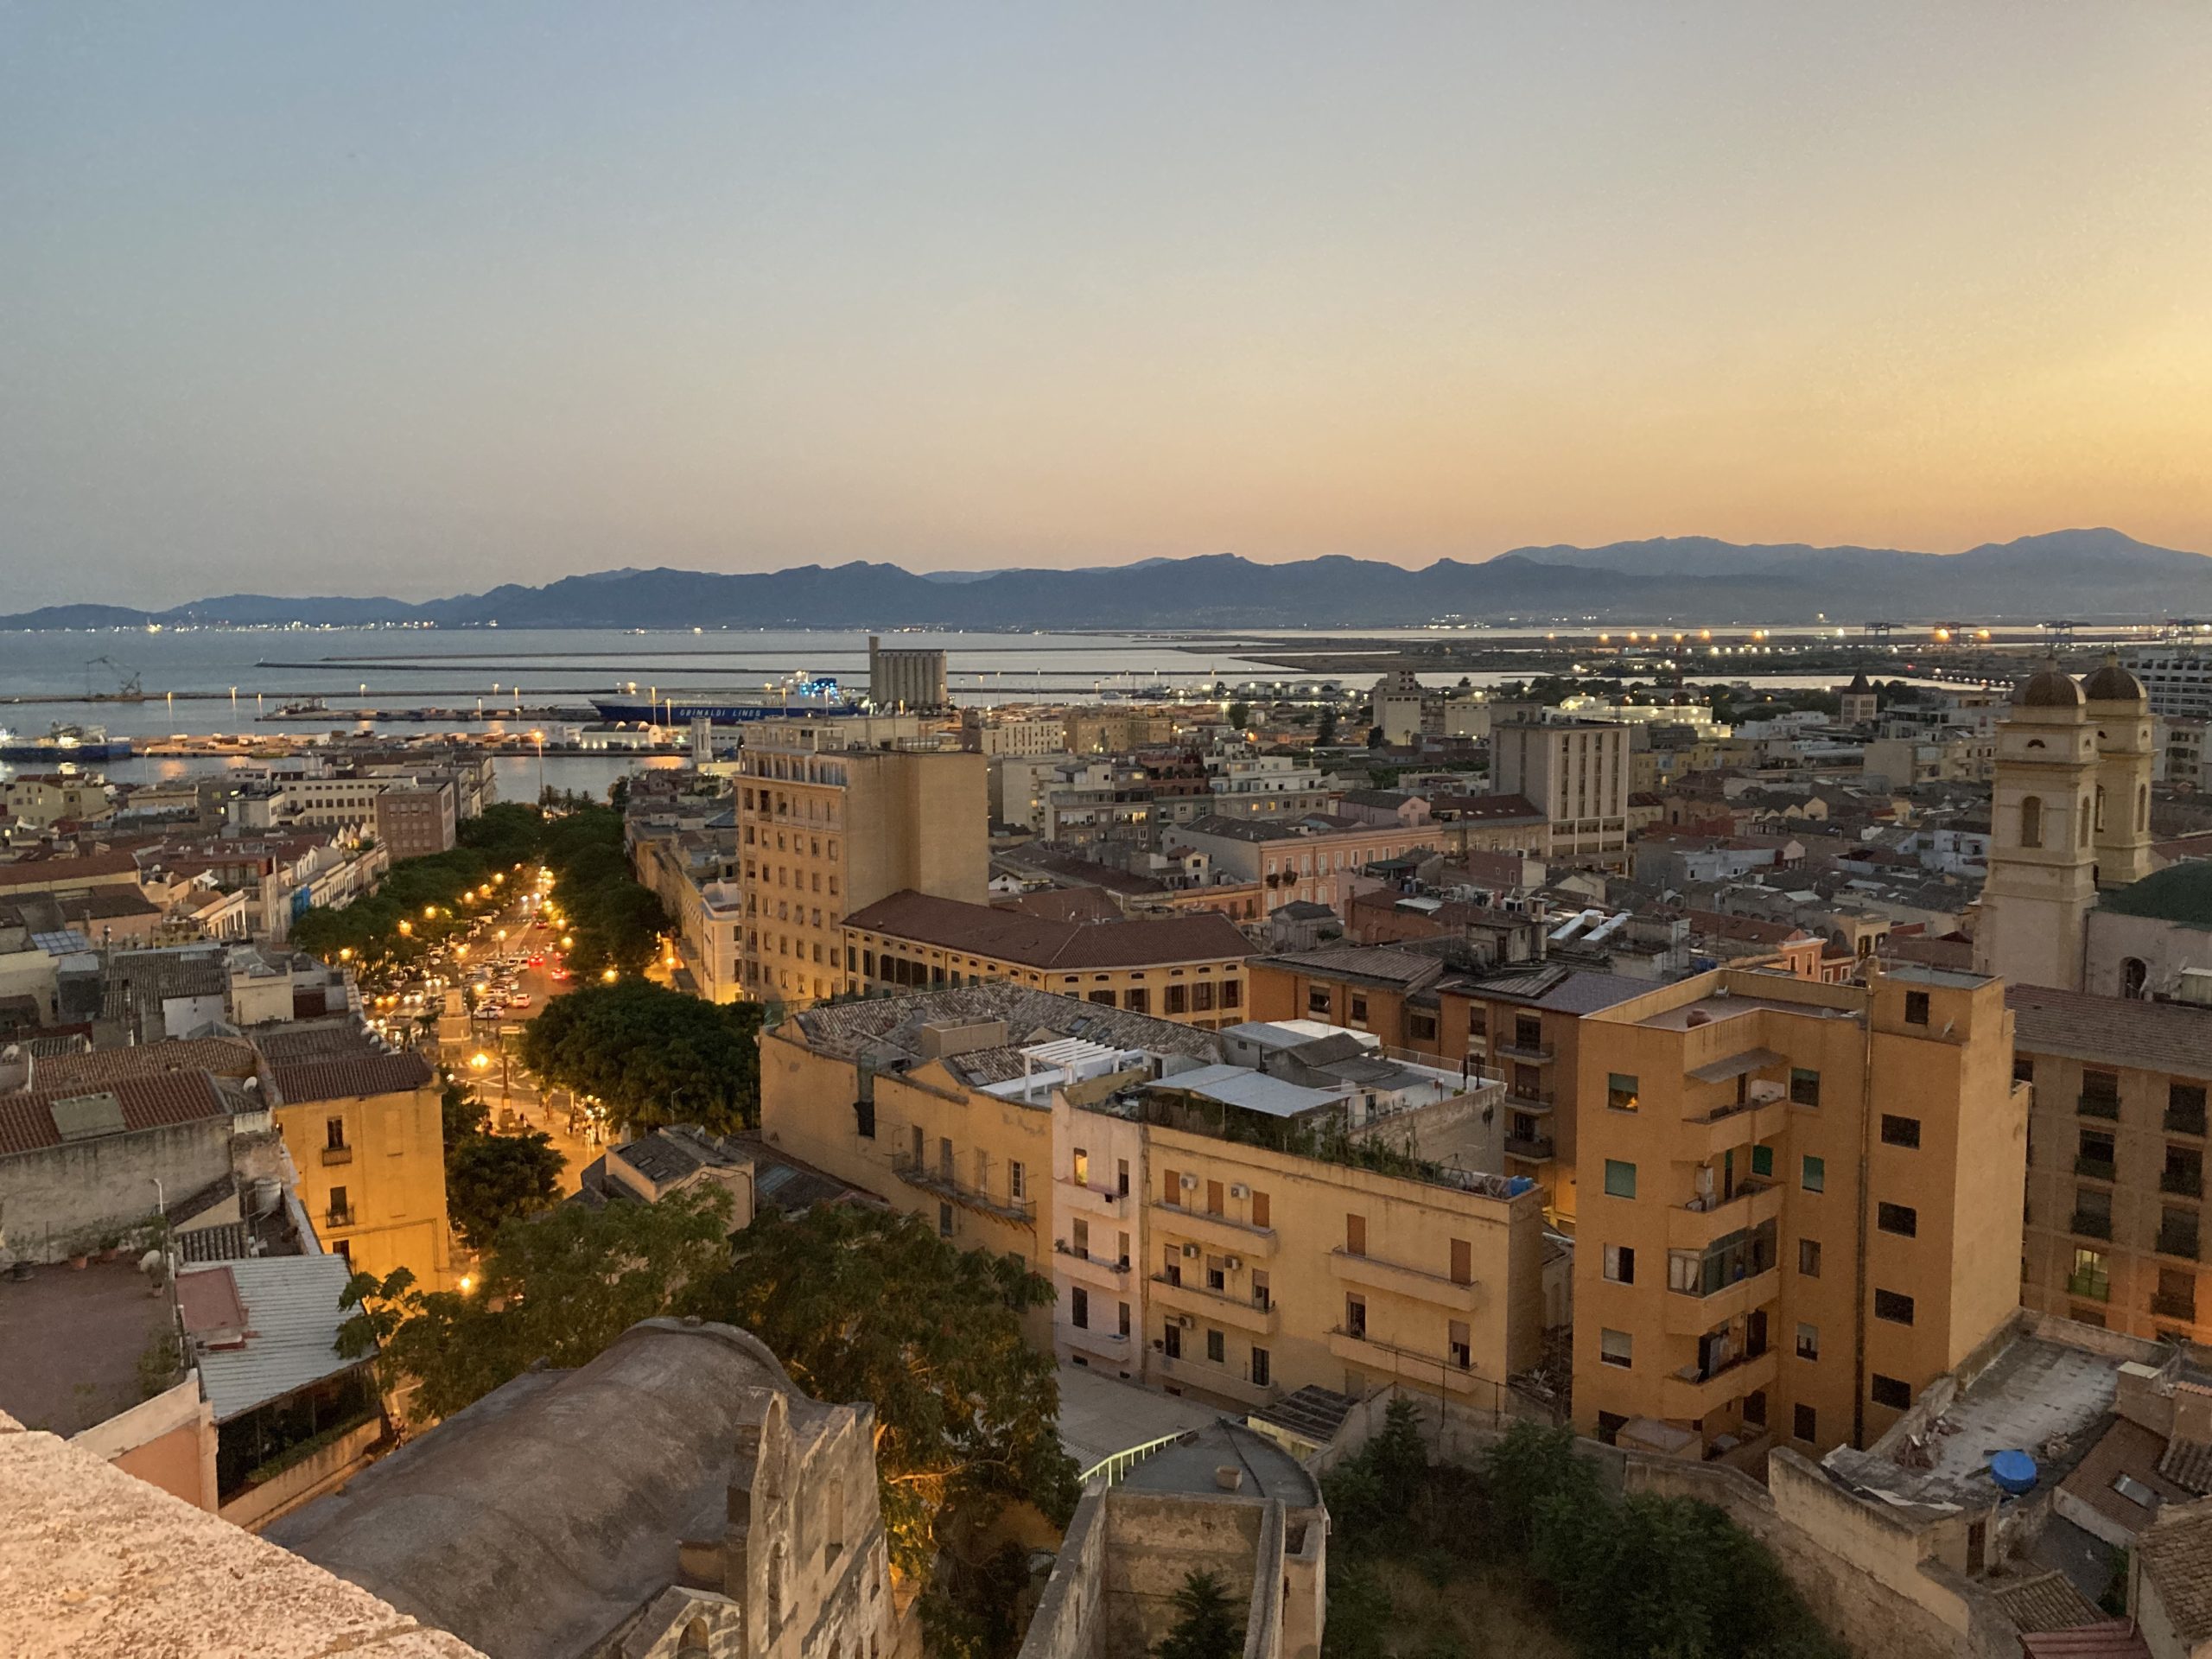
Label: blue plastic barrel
xmin=1989 ymin=1450 xmax=2038 ymax=1495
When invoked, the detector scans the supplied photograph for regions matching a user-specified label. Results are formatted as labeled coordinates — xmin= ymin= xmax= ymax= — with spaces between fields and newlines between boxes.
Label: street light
xmin=601 ymin=967 xmax=618 ymax=982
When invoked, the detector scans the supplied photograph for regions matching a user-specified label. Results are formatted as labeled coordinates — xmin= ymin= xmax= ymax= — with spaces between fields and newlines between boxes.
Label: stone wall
xmin=0 ymin=1117 xmax=234 ymax=1264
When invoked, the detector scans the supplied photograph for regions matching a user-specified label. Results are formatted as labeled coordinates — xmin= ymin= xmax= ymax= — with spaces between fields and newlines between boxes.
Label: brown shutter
xmin=1451 ymin=1238 xmax=1472 ymax=1285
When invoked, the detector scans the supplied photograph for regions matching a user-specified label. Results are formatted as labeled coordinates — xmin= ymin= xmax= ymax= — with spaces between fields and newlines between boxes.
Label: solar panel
xmin=48 ymin=1090 xmax=126 ymax=1141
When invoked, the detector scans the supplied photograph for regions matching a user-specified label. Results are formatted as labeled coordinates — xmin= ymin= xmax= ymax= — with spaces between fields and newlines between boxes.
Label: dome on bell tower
xmin=2082 ymin=651 xmax=2146 ymax=704
xmin=2013 ymin=657 xmax=2084 ymax=709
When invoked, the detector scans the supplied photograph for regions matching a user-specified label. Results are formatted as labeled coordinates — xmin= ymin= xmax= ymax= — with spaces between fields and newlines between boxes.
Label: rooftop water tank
xmin=1990 ymin=1450 xmax=2037 ymax=1496
xmin=1505 ymin=1177 xmax=1537 ymax=1198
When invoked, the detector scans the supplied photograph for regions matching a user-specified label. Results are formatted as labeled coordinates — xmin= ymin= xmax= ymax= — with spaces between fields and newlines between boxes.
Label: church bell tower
xmin=1974 ymin=658 xmax=2098 ymax=990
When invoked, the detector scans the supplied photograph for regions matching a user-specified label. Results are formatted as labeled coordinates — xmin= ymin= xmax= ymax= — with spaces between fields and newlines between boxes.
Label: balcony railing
xmin=1504 ymin=1132 xmax=1556 ymax=1161
xmin=2065 ymin=1269 xmax=2111 ymax=1302
xmin=321 ymin=1145 xmax=354 ymax=1166
xmin=2152 ymin=1291 xmax=2199 ymax=1322
xmin=891 ymin=1151 xmax=1036 ymax=1224
xmin=2070 ymin=1211 xmax=2113 ymax=1242
xmin=2077 ymin=1093 xmax=2121 ymax=1122
xmin=2164 ymin=1168 xmax=2206 ymax=1199
xmin=2158 ymin=1224 xmax=2202 ymax=1261
xmin=1496 ymin=1038 xmax=1555 ymax=1063
xmin=325 ymin=1208 xmax=353 ymax=1229
xmin=1054 ymin=1241 xmax=1132 ymax=1279
xmin=2166 ymin=1109 xmax=2209 ymax=1137
xmin=2075 ymin=1156 xmax=2118 ymax=1182
xmin=1504 ymin=1086 xmax=1555 ymax=1112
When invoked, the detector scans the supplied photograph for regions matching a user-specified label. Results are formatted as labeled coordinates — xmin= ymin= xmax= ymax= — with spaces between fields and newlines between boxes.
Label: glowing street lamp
xmin=601 ymin=967 xmax=619 ymax=982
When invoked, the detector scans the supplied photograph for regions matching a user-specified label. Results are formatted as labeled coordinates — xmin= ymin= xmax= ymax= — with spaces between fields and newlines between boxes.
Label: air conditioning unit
xmin=1151 ymin=1338 xmax=1166 ymax=1351
xmin=1179 ymin=1173 xmax=1198 ymax=1190
xmin=1230 ymin=1183 xmax=1249 ymax=1199
xmin=1224 ymin=1255 xmax=1243 ymax=1273
xmin=1174 ymin=1314 xmax=1197 ymax=1330
xmin=1182 ymin=1243 xmax=1201 ymax=1259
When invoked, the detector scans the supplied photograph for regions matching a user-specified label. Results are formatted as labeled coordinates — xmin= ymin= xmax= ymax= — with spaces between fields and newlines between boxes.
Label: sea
xmin=0 ymin=623 xmax=1926 ymax=799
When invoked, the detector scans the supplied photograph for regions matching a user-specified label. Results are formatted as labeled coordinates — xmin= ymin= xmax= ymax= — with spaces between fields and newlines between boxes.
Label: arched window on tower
xmin=2122 ymin=958 xmax=2150 ymax=998
xmin=2080 ymin=801 xmax=2091 ymax=847
xmin=2140 ymin=785 xmax=2150 ymax=831
xmin=2095 ymin=785 xmax=2107 ymax=832
xmin=2020 ymin=796 xmax=2043 ymax=849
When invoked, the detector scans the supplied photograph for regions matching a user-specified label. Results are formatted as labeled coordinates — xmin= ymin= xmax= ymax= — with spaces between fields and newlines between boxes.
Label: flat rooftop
xmin=1637 ymin=991 xmax=1853 ymax=1031
xmin=0 ymin=1260 xmax=173 ymax=1437
xmin=1055 ymin=1363 xmax=1224 ymax=1474
xmin=1823 ymin=1335 xmax=2123 ymax=1510
xmin=1116 ymin=1420 xmax=1319 ymax=1509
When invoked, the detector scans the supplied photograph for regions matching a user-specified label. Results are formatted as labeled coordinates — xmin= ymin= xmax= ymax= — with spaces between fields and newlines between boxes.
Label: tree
xmin=1316 ymin=709 xmax=1338 ymax=747
xmin=518 ymin=980 xmax=763 ymax=1135
xmin=1155 ymin=1571 xmax=1245 ymax=1659
xmin=685 ymin=1205 xmax=1078 ymax=1583
xmin=441 ymin=1076 xmax=489 ymax=1145
xmin=445 ymin=1130 xmax=567 ymax=1251
xmin=346 ymin=1185 xmax=733 ymax=1421
xmin=1225 ymin=702 xmax=1250 ymax=730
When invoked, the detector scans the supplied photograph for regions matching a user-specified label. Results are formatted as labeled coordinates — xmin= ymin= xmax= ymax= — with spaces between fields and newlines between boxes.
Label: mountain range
xmin=6 ymin=529 xmax=2207 ymax=632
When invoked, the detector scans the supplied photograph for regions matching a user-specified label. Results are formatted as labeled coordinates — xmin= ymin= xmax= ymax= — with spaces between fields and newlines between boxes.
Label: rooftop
xmin=267 ymin=1050 xmax=433 ymax=1106
xmin=1116 ymin=1420 xmax=1319 ymax=1508
xmin=0 ymin=1069 xmax=237 ymax=1160
xmin=2009 ymin=986 xmax=2212 ymax=1078
xmin=23 ymin=1036 xmax=257 ymax=1090
xmin=781 ymin=982 xmax=1223 ymax=1071
xmin=2098 ymin=861 xmax=2212 ymax=930
xmin=0 ymin=1259 xmax=174 ymax=1437
xmin=2137 ymin=1502 xmax=2212 ymax=1642
xmin=181 ymin=1255 xmax=362 ymax=1424
xmin=842 ymin=888 xmax=1255 ymax=969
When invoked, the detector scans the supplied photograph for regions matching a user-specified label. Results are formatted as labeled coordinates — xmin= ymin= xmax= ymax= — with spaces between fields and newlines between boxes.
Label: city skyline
xmin=6 ymin=3 xmax=2210 ymax=609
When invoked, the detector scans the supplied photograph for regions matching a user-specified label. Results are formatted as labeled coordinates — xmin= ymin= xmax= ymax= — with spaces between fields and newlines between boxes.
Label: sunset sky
xmin=5 ymin=3 xmax=2210 ymax=607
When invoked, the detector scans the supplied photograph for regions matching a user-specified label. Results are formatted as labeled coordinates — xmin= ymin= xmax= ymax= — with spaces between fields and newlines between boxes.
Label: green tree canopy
xmin=518 ymin=980 xmax=762 ymax=1135
xmin=444 ymin=1130 xmax=568 ymax=1251
xmin=338 ymin=1184 xmax=733 ymax=1420
xmin=685 ymin=1204 xmax=1079 ymax=1582
xmin=1155 ymin=1571 xmax=1246 ymax=1659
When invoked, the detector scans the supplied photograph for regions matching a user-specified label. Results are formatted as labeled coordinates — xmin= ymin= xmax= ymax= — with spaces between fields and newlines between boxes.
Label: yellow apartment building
xmin=1571 ymin=963 xmax=2024 ymax=1464
xmin=838 ymin=890 xmax=1257 ymax=1027
xmin=265 ymin=1050 xmax=453 ymax=1290
xmin=2009 ymin=986 xmax=2211 ymax=1344
xmin=758 ymin=982 xmax=1546 ymax=1419
xmin=733 ymin=719 xmax=988 ymax=1007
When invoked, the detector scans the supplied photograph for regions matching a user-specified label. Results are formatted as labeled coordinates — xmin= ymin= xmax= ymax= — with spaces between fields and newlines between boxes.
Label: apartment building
xmin=733 ymin=719 xmax=987 ymax=1006
xmin=1571 ymin=963 xmax=2024 ymax=1464
xmin=3 ymin=773 xmax=114 ymax=830
xmin=1162 ymin=815 xmax=1439 ymax=916
xmin=1249 ymin=949 xmax=1649 ymax=1219
xmin=757 ymin=984 xmax=1542 ymax=1419
xmin=371 ymin=778 xmax=457 ymax=860
xmin=959 ymin=709 xmax=1067 ymax=757
xmin=1066 ymin=709 xmax=1180 ymax=754
xmin=839 ymin=890 xmax=1256 ymax=1026
xmin=2122 ymin=646 xmax=2212 ymax=718
xmin=1491 ymin=718 xmax=1631 ymax=868
xmin=263 ymin=1044 xmax=454 ymax=1291
xmin=2159 ymin=715 xmax=2207 ymax=790
xmin=2012 ymin=986 xmax=2211 ymax=1344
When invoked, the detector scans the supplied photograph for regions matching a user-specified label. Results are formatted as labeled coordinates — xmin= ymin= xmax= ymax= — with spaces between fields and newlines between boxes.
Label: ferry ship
xmin=588 ymin=676 xmax=866 ymax=726
xmin=0 ymin=723 xmax=135 ymax=762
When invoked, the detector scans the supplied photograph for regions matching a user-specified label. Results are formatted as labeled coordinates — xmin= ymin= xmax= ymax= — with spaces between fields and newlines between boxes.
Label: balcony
xmin=1504 ymin=1132 xmax=1556 ymax=1162
xmin=1054 ymin=1243 xmax=1133 ymax=1291
xmin=2158 ymin=1224 xmax=2202 ymax=1262
xmin=2070 ymin=1211 xmax=2113 ymax=1242
xmin=1496 ymin=1037 xmax=1555 ymax=1064
xmin=321 ymin=1145 xmax=354 ymax=1167
xmin=2077 ymin=1093 xmax=2121 ymax=1122
xmin=1152 ymin=1274 xmax=1280 ymax=1336
xmin=2065 ymin=1268 xmax=2111 ymax=1302
xmin=1328 ymin=1248 xmax=1479 ymax=1311
xmin=2075 ymin=1156 xmax=2118 ymax=1183
xmin=1154 ymin=1349 xmax=1276 ymax=1407
xmin=1504 ymin=1085 xmax=1555 ymax=1113
xmin=1148 ymin=1198 xmax=1280 ymax=1258
xmin=1057 ymin=1180 xmax=1131 ymax=1223
xmin=2166 ymin=1109 xmax=2209 ymax=1138
xmin=1667 ymin=1180 xmax=1782 ymax=1253
xmin=1662 ymin=1266 xmax=1780 ymax=1337
xmin=891 ymin=1152 xmax=1036 ymax=1228
xmin=325 ymin=1208 xmax=353 ymax=1230
xmin=1681 ymin=1096 xmax=1789 ymax=1162
xmin=1056 ymin=1324 xmax=1135 ymax=1366
xmin=2152 ymin=1292 xmax=2200 ymax=1323
xmin=1659 ymin=1348 xmax=1779 ymax=1421
xmin=2162 ymin=1168 xmax=2205 ymax=1199
xmin=1325 ymin=1326 xmax=1491 ymax=1396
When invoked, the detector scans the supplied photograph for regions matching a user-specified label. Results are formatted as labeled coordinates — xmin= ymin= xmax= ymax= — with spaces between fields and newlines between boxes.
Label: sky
xmin=4 ymin=3 xmax=2210 ymax=609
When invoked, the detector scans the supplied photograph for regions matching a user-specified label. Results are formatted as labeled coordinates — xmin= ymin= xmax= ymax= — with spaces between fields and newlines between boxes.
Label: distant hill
xmin=3 ymin=529 xmax=2205 ymax=631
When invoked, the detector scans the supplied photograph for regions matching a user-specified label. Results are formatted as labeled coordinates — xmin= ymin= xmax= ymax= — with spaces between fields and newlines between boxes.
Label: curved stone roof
xmin=2014 ymin=658 xmax=2085 ymax=709
xmin=2082 ymin=652 xmax=2147 ymax=704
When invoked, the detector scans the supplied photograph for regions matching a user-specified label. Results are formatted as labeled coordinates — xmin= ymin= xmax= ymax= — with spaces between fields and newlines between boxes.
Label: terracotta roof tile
xmin=27 ymin=1039 xmax=257 ymax=1091
xmin=0 ymin=1071 xmax=232 ymax=1158
xmin=842 ymin=891 xmax=1254 ymax=971
xmin=2137 ymin=1503 xmax=2212 ymax=1642
xmin=267 ymin=1052 xmax=432 ymax=1106
xmin=2008 ymin=986 xmax=2212 ymax=1078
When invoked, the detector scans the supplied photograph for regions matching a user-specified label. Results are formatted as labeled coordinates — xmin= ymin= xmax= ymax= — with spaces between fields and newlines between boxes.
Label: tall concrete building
xmin=1572 ymin=964 xmax=2026 ymax=1463
xmin=867 ymin=634 xmax=948 ymax=709
xmin=1491 ymin=717 xmax=1630 ymax=868
xmin=734 ymin=720 xmax=987 ymax=1006
xmin=1974 ymin=656 xmax=2157 ymax=991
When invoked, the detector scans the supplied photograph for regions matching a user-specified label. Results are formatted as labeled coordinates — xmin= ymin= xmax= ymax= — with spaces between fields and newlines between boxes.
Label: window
xmin=1798 ymin=1238 xmax=1822 ymax=1278
xmin=327 ymin=1185 xmax=350 ymax=1224
xmin=1796 ymin=1323 xmax=1819 ymax=1360
xmin=1603 ymin=1244 xmax=1636 ymax=1285
xmin=1449 ymin=1320 xmax=1472 ymax=1370
xmin=1252 ymin=1269 xmax=1270 ymax=1310
xmin=1345 ymin=1214 xmax=1366 ymax=1255
xmin=1192 ymin=982 xmax=1216 ymax=1013
xmin=1117 ymin=1158 xmax=1130 ymax=1197
xmin=2014 ymin=1056 xmax=2036 ymax=1085
xmin=938 ymin=1203 xmax=954 ymax=1237
xmin=1124 ymin=988 xmax=1148 ymax=1014
xmin=1874 ymin=1289 xmax=1916 ymax=1325
xmin=1880 ymin=1114 xmax=1921 ymax=1148
xmin=1071 ymin=1148 xmax=1090 ymax=1188
xmin=1789 ymin=1068 xmax=1821 ymax=1107
xmin=1307 ymin=988 xmax=1332 ymax=1017
xmin=1668 ymin=1250 xmax=1700 ymax=1292
xmin=1877 ymin=1202 xmax=1918 ymax=1237
xmin=1118 ymin=1301 xmax=1131 ymax=1338
xmin=1871 ymin=1375 xmax=1913 ymax=1410
xmin=1606 ymin=1072 xmax=1641 ymax=1112
xmin=1166 ymin=985 xmax=1188 ymax=1014
xmin=1904 ymin=990 xmax=1929 ymax=1026
xmin=1751 ymin=1145 xmax=1774 ymax=1179
xmin=1408 ymin=1010 xmax=1438 ymax=1043
xmin=1162 ymin=1166 xmax=1181 ymax=1203
xmin=1071 ymin=1219 xmax=1090 ymax=1257
xmin=1251 ymin=1345 xmax=1271 ymax=1388
xmin=1793 ymin=1403 xmax=1817 ymax=1443
xmin=2020 ymin=795 xmax=2044 ymax=848
xmin=1163 ymin=1323 xmax=1181 ymax=1359
xmin=1222 ymin=979 xmax=1242 ymax=1009
xmin=1350 ymin=994 xmax=1370 ymax=1024
xmin=1344 ymin=1294 xmax=1367 ymax=1338
xmin=1251 ymin=1190 xmax=1270 ymax=1228
xmin=1207 ymin=1180 xmax=1225 ymax=1217
xmin=1599 ymin=1328 xmax=1632 ymax=1369
xmin=1603 ymin=1160 xmax=1637 ymax=1199
xmin=1450 ymin=1239 xmax=1472 ymax=1285
xmin=1071 ymin=1287 xmax=1090 ymax=1330
xmin=324 ymin=1116 xmax=346 ymax=1150
xmin=1088 ymin=988 xmax=1116 ymax=1007
xmin=1206 ymin=1328 xmax=1225 ymax=1364
xmin=1206 ymin=1255 xmax=1225 ymax=1293
xmin=1801 ymin=1155 xmax=1826 ymax=1193
xmin=1008 ymin=1160 xmax=1027 ymax=1202
xmin=1468 ymin=1006 xmax=1488 ymax=1039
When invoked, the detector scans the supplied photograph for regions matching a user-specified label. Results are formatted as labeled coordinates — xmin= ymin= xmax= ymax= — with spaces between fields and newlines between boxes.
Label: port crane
xmin=83 ymin=656 xmax=145 ymax=702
